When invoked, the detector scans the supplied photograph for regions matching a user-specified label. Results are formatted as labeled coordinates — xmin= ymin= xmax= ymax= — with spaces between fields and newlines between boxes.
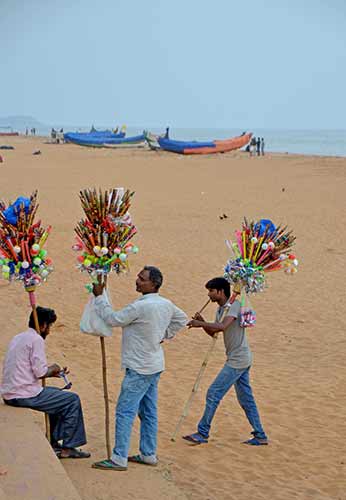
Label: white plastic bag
xmin=80 ymin=289 xmax=113 ymax=337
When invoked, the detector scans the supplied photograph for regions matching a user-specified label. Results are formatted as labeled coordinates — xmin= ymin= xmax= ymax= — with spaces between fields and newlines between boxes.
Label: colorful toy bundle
xmin=224 ymin=218 xmax=298 ymax=327
xmin=73 ymin=188 xmax=138 ymax=278
xmin=0 ymin=191 xmax=53 ymax=288
xmin=224 ymin=218 xmax=298 ymax=295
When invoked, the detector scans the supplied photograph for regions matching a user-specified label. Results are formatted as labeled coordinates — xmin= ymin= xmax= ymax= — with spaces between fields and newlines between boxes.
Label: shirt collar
xmin=28 ymin=327 xmax=39 ymax=334
xmin=137 ymin=293 xmax=160 ymax=301
xmin=218 ymin=299 xmax=231 ymax=312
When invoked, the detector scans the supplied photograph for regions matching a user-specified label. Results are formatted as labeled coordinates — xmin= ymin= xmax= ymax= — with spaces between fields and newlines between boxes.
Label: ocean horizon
xmin=3 ymin=123 xmax=346 ymax=157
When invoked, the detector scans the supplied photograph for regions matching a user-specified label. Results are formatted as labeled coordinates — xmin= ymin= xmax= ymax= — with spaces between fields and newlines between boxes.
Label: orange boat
xmin=158 ymin=132 xmax=252 ymax=155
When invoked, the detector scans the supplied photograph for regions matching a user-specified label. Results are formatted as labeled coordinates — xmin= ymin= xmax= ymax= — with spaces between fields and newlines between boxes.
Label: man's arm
xmin=93 ymin=283 xmax=139 ymax=327
xmin=94 ymin=295 xmax=139 ymax=327
xmin=164 ymin=305 xmax=188 ymax=340
xmin=187 ymin=315 xmax=236 ymax=337
xmin=40 ymin=364 xmax=62 ymax=378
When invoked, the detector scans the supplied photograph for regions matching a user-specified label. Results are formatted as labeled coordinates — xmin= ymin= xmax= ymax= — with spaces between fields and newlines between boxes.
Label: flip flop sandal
xmin=182 ymin=433 xmax=208 ymax=445
xmin=59 ymin=448 xmax=91 ymax=459
xmin=92 ymin=459 xmax=127 ymax=471
xmin=128 ymin=455 xmax=158 ymax=466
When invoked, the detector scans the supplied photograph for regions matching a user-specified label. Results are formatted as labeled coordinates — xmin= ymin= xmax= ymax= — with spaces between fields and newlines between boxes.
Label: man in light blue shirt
xmin=92 ymin=266 xmax=187 ymax=471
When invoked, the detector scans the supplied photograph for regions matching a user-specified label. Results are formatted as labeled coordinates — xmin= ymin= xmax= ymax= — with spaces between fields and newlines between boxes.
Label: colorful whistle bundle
xmin=224 ymin=218 xmax=298 ymax=294
xmin=0 ymin=191 xmax=53 ymax=288
xmin=73 ymin=188 xmax=138 ymax=277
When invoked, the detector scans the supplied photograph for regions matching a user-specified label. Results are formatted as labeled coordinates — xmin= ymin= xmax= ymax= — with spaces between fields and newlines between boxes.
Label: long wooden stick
xmin=99 ymin=275 xmax=111 ymax=459
xmin=26 ymin=287 xmax=51 ymax=442
xmin=170 ymin=299 xmax=210 ymax=442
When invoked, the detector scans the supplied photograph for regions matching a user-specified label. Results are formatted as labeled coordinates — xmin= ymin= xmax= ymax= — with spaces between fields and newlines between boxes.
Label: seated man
xmin=0 ymin=307 xmax=90 ymax=459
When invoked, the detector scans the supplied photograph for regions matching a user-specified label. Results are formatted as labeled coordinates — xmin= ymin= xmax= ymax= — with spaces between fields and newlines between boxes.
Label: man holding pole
xmin=0 ymin=307 xmax=90 ymax=459
xmin=183 ymin=277 xmax=268 ymax=446
xmin=91 ymin=266 xmax=187 ymax=471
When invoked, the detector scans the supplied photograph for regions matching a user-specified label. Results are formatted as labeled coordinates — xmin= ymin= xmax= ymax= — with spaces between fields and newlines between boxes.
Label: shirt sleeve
xmin=227 ymin=301 xmax=241 ymax=319
xmin=164 ymin=305 xmax=188 ymax=340
xmin=30 ymin=337 xmax=48 ymax=379
xmin=94 ymin=295 xmax=139 ymax=327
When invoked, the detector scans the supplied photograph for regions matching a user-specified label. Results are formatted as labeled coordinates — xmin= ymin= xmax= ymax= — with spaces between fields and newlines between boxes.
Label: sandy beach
xmin=0 ymin=136 xmax=345 ymax=500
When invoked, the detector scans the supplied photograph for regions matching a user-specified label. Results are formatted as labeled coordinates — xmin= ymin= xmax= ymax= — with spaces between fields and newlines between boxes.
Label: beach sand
xmin=0 ymin=136 xmax=345 ymax=499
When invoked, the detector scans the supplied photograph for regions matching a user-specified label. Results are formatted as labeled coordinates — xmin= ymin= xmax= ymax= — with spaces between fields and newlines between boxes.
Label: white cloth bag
xmin=80 ymin=289 xmax=113 ymax=337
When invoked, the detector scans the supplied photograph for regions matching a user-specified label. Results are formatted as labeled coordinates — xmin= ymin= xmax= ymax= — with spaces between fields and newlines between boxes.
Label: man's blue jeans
xmin=112 ymin=368 xmax=161 ymax=467
xmin=197 ymin=364 xmax=267 ymax=440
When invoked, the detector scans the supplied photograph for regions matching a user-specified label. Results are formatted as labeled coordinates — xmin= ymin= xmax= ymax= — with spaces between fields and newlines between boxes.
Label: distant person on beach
xmin=91 ymin=266 xmax=187 ymax=471
xmin=164 ymin=127 xmax=170 ymax=139
xmin=25 ymin=128 xmax=28 ymax=136
xmin=261 ymin=137 xmax=265 ymax=155
xmin=256 ymin=137 xmax=261 ymax=156
xmin=182 ymin=277 xmax=268 ymax=446
xmin=0 ymin=307 xmax=91 ymax=459
xmin=250 ymin=136 xmax=257 ymax=156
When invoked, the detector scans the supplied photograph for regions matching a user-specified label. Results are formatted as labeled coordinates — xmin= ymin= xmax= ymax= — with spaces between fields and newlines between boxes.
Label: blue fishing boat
xmin=157 ymin=133 xmax=252 ymax=155
xmin=64 ymin=133 xmax=146 ymax=148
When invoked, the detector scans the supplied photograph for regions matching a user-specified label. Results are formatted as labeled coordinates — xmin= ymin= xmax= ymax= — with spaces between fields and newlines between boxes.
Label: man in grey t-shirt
xmin=183 ymin=277 xmax=268 ymax=446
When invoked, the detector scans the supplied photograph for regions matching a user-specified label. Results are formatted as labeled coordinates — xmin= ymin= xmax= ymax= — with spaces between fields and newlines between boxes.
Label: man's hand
xmin=93 ymin=283 xmax=105 ymax=297
xmin=187 ymin=319 xmax=203 ymax=329
xmin=192 ymin=312 xmax=205 ymax=322
xmin=45 ymin=363 xmax=61 ymax=378
xmin=61 ymin=366 xmax=70 ymax=375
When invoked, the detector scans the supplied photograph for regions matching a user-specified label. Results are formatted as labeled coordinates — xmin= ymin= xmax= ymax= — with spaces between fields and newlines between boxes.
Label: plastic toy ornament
xmin=0 ymin=191 xmax=53 ymax=287
xmin=73 ymin=188 xmax=139 ymax=279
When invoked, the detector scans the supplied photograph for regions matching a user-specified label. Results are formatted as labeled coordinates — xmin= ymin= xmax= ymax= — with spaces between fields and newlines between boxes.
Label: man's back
xmin=0 ymin=329 xmax=47 ymax=400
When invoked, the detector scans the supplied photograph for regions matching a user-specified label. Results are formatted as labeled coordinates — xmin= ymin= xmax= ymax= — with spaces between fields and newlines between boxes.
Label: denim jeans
xmin=197 ymin=363 xmax=267 ymax=440
xmin=4 ymin=387 xmax=87 ymax=448
xmin=112 ymin=368 xmax=161 ymax=467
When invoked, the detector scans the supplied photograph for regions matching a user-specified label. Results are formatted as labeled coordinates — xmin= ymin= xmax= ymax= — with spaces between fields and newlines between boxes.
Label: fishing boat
xmin=64 ymin=133 xmax=146 ymax=148
xmin=64 ymin=125 xmax=126 ymax=147
xmin=144 ymin=130 xmax=162 ymax=150
xmin=103 ymin=134 xmax=147 ymax=148
xmin=0 ymin=127 xmax=19 ymax=136
xmin=157 ymin=132 xmax=252 ymax=155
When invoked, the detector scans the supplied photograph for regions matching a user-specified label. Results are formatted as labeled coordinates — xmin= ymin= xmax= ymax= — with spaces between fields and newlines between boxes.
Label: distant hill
xmin=0 ymin=115 xmax=48 ymax=131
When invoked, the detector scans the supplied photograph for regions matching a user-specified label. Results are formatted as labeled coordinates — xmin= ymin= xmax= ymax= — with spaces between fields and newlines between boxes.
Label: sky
xmin=1 ymin=0 xmax=346 ymax=129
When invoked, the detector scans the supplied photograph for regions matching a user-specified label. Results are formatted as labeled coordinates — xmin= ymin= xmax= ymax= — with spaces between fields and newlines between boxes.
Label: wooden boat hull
xmin=65 ymin=133 xmax=145 ymax=148
xmin=158 ymin=133 xmax=252 ymax=155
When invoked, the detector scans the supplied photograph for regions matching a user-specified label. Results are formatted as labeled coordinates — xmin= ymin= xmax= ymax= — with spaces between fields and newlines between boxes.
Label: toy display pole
xmin=26 ymin=286 xmax=51 ymax=442
xmin=170 ymin=299 xmax=210 ymax=442
xmin=98 ymin=275 xmax=111 ymax=460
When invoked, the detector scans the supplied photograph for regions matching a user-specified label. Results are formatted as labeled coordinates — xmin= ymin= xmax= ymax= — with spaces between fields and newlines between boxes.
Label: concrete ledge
xmin=0 ymin=403 xmax=81 ymax=500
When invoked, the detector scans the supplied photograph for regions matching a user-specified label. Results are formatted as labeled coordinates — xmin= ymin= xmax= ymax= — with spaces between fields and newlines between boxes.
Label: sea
xmin=17 ymin=125 xmax=346 ymax=157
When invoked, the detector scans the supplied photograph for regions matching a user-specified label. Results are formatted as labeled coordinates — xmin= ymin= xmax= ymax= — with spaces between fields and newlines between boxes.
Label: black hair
xmin=205 ymin=277 xmax=230 ymax=298
xmin=143 ymin=265 xmax=163 ymax=291
xmin=29 ymin=307 xmax=57 ymax=329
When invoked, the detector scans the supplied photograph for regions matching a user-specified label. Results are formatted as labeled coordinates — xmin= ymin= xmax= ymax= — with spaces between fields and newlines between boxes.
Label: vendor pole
xmin=99 ymin=275 xmax=111 ymax=460
xmin=26 ymin=285 xmax=50 ymax=442
xmin=74 ymin=187 xmax=138 ymax=461
xmin=0 ymin=192 xmax=54 ymax=444
xmin=171 ymin=299 xmax=210 ymax=442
